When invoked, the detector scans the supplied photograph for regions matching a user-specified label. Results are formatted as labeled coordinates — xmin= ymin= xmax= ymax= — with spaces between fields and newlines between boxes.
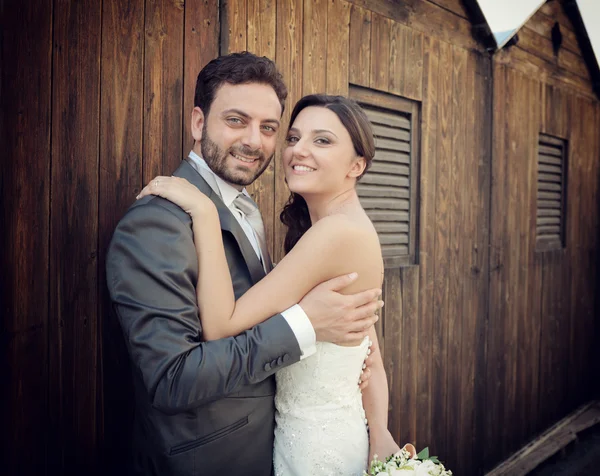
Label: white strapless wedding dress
xmin=273 ymin=336 xmax=370 ymax=475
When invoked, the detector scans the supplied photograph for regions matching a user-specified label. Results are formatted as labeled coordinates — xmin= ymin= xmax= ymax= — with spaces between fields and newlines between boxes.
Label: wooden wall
xmin=1 ymin=0 xmax=598 ymax=475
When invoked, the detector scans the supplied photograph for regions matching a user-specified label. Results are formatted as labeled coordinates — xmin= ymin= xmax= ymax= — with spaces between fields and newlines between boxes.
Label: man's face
xmin=195 ymin=82 xmax=282 ymax=188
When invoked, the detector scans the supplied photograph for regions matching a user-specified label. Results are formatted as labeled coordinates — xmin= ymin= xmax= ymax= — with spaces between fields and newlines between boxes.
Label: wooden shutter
xmin=350 ymin=85 xmax=420 ymax=267
xmin=536 ymin=133 xmax=567 ymax=251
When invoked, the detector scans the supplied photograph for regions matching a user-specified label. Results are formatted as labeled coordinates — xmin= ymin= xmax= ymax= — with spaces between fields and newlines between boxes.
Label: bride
xmin=138 ymin=94 xmax=401 ymax=475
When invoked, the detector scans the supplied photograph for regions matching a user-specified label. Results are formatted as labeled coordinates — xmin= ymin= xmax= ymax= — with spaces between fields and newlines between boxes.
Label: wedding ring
xmin=154 ymin=179 xmax=159 ymax=187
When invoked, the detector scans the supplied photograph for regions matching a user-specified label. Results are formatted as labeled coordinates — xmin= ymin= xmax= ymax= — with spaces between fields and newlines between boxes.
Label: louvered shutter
xmin=537 ymin=134 xmax=567 ymax=251
xmin=351 ymin=86 xmax=420 ymax=267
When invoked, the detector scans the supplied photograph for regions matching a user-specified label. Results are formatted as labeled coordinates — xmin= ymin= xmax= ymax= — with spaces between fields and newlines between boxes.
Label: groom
xmin=106 ymin=52 xmax=382 ymax=476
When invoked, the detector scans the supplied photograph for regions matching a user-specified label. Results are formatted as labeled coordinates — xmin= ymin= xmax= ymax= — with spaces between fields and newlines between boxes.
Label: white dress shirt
xmin=187 ymin=151 xmax=316 ymax=359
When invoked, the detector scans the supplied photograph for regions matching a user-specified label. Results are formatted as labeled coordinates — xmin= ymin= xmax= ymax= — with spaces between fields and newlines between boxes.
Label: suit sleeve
xmin=106 ymin=199 xmax=302 ymax=414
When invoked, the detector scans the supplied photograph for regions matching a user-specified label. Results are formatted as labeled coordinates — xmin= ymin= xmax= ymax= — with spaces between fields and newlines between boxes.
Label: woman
xmin=138 ymin=95 xmax=400 ymax=475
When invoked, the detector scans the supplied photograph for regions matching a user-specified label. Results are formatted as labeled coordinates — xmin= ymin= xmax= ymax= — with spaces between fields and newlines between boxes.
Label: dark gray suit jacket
xmin=106 ymin=158 xmax=302 ymax=475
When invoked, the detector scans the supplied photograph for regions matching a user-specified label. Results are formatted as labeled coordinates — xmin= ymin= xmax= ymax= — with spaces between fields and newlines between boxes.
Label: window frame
xmin=535 ymin=133 xmax=568 ymax=253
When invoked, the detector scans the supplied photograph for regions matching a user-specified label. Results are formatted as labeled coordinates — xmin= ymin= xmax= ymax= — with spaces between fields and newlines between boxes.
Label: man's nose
xmin=241 ymin=124 xmax=262 ymax=152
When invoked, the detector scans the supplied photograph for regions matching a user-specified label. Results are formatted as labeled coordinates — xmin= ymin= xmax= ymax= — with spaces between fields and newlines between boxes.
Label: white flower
xmin=415 ymin=460 xmax=440 ymax=476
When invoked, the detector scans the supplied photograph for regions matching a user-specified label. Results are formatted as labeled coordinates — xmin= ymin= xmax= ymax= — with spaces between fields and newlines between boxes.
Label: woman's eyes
xmin=286 ymin=136 xmax=332 ymax=145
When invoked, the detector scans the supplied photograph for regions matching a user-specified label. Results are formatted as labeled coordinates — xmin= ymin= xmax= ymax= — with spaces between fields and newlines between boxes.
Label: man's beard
xmin=200 ymin=125 xmax=272 ymax=187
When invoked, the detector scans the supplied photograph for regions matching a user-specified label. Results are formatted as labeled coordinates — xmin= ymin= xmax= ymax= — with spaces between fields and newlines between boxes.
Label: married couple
xmin=107 ymin=52 xmax=401 ymax=475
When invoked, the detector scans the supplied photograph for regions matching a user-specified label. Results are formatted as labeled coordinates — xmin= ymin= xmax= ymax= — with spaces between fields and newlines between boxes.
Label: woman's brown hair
xmin=280 ymin=94 xmax=375 ymax=253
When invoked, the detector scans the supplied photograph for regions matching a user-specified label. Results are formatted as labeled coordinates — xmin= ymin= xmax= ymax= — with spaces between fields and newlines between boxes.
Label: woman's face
xmin=283 ymin=106 xmax=362 ymax=197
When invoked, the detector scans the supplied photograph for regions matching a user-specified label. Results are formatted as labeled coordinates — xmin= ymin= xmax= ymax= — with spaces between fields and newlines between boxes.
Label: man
xmin=106 ymin=52 xmax=382 ymax=475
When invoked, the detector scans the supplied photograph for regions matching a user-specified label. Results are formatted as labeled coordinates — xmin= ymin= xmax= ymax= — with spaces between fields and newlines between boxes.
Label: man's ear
xmin=191 ymin=107 xmax=205 ymax=142
xmin=348 ymin=156 xmax=367 ymax=179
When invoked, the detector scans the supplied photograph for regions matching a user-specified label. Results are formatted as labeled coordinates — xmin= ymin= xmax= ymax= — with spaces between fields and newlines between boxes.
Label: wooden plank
xmin=494 ymin=46 xmax=595 ymax=100
xmin=567 ymin=95 xmax=595 ymax=410
xmin=348 ymin=5 xmax=371 ymax=87
xmin=48 ymin=0 xmax=102 ymax=470
xmin=415 ymin=34 xmax=439 ymax=450
xmin=485 ymin=402 xmax=600 ymax=476
xmin=221 ymin=0 xmax=247 ymax=53
xmin=248 ymin=0 xmax=276 ymax=56
xmin=542 ymin=85 xmax=570 ymax=157
xmin=1 ymin=1 xmax=52 ymax=472
xmin=473 ymin=50 xmax=493 ymax=475
xmin=302 ymin=0 xmax=327 ymax=94
xmin=517 ymin=26 xmax=590 ymax=82
xmin=486 ymin=62 xmax=509 ymax=468
xmin=539 ymin=248 xmax=571 ymax=429
xmin=445 ymin=45 xmax=467 ymax=470
xmin=389 ymin=24 xmax=424 ymax=101
xmin=383 ymin=268 xmax=402 ymax=442
xmin=405 ymin=29 xmax=424 ymax=101
xmin=539 ymin=1 xmax=577 ymax=34
xmin=247 ymin=0 xmax=277 ymax=258
xmin=4 ymin=329 xmax=49 ymax=475
xmin=143 ymin=0 xmax=184 ymax=179
xmin=1 ymin=2 xmax=52 ymax=335
xmin=503 ymin=67 xmax=533 ymax=456
xmin=389 ymin=21 xmax=408 ymax=97
xmin=345 ymin=0 xmax=482 ymax=52
xmin=526 ymin=5 xmax=579 ymax=54
xmin=98 ymin=0 xmax=145 ymax=470
xmin=502 ymin=70 xmax=524 ymax=454
xmin=183 ymin=1 xmax=219 ymax=155
xmin=456 ymin=48 xmax=478 ymax=470
xmin=427 ymin=0 xmax=468 ymax=18
xmin=274 ymin=0 xmax=303 ymax=263
xmin=399 ymin=266 xmax=419 ymax=446
xmin=516 ymin=72 xmax=539 ymax=448
xmin=326 ymin=0 xmax=350 ymax=95
xmin=430 ymin=38 xmax=452 ymax=462
xmin=369 ymin=13 xmax=391 ymax=92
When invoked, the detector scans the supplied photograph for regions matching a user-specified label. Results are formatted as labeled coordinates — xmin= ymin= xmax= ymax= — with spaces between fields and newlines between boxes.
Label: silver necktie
xmin=233 ymin=193 xmax=272 ymax=272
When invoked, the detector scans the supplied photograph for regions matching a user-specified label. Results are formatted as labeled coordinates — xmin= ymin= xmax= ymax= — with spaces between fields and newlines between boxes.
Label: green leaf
xmin=416 ymin=447 xmax=430 ymax=460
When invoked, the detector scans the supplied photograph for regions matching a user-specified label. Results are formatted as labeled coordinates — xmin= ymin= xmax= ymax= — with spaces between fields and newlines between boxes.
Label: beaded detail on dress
xmin=273 ymin=336 xmax=370 ymax=475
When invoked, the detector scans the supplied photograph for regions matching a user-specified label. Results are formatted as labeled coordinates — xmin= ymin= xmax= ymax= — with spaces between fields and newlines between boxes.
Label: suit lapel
xmin=173 ymin=159 xmax=267 ymax=284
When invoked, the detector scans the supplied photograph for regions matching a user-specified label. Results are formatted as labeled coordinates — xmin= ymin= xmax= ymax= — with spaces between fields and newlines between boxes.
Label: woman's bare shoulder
xmin=300 ymin=213 xmax=381 ymax=259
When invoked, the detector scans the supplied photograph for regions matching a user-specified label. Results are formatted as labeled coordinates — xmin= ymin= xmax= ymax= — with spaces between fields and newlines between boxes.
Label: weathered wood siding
xmin=2 ymin=1 xmax=598 ymax=475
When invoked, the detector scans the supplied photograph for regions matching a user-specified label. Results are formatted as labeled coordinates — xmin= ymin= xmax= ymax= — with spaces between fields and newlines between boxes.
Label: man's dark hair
xmin=194 ymin=51 xmax=288 ymax=117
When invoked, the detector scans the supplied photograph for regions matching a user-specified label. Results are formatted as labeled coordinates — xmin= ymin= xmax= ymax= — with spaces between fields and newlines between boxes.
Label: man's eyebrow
xmin=222 ymin=108 xmax=280 ymax=127
xmin=263 ymin=118 xmax=281 ymax=127
xmin=222 ymin=108 xmax=250 ymax=118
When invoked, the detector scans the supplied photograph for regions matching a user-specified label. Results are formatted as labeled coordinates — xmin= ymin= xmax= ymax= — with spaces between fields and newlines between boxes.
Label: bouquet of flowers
xmin=364 ymin=444 xmax=452 ymax=476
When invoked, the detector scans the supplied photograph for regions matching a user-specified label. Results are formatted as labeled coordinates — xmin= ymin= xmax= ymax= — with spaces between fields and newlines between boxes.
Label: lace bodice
xmin=273 ymin=336 xmax=370 ymax=475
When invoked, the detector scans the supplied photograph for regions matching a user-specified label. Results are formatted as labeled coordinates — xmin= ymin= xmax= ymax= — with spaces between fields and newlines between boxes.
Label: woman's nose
xmin=292 ymin=139 xmax=309 ymax=158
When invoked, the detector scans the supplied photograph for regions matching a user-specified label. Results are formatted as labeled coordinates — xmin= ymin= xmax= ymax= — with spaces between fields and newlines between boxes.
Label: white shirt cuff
xmin=281 ymin=304 xmax=316 ymax=360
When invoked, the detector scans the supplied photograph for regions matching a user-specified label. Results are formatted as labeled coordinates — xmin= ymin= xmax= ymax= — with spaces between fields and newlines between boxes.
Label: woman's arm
xmin=138 ymin=176 xmax=375 ymax=341
xmin=362 ymin=327 xmax=401 ymax=462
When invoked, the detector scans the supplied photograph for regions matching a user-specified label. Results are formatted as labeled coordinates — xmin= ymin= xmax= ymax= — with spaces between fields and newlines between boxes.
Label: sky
xmin=475 ymin=0 xmax=547 ymax=48
xmin=577 ymin=0 xmax=600 ymax=70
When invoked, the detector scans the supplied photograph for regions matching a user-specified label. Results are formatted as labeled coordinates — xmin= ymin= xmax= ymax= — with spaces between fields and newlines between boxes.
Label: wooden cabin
xmin=2 ymin=0 xmax=599 ymax=474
